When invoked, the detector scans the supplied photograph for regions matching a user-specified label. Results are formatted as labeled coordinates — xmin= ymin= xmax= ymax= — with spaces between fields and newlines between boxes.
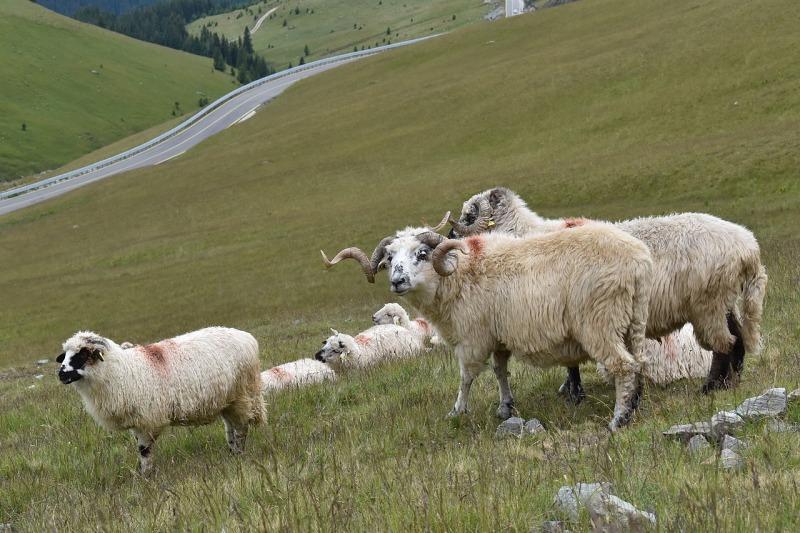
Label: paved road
xmin=0 ymin=58 xmax=354 ymax=217
xmin=252 ymin=6 xmax=279 ymax=34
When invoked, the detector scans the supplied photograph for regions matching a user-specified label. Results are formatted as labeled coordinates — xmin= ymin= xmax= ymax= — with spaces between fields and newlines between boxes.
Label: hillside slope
xmin=1 ymin=0 xmax=799 ymax=529
xmin=188 ymin=0 xmax=490 ymax=69
xmin=0 ymin=1 xmax=233 ymax=182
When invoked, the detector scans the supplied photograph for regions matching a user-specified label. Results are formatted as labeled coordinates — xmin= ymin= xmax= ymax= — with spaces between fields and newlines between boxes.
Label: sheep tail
xmin=739 ymin=257 xmax=767 ymax=354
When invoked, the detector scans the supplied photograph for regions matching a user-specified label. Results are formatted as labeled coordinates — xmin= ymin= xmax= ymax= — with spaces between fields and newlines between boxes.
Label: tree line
xmin=73 ymin=0 xmax=273 ymax=84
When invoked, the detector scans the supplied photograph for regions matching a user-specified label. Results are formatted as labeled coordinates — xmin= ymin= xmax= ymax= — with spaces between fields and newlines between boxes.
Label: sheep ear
xmin=330 ymin=328 xmax=339 ymax=336
xmin=488 ymin=188 xmax=507 ymax=208
xmin=56 ymin=352 xmax=65 ymax=363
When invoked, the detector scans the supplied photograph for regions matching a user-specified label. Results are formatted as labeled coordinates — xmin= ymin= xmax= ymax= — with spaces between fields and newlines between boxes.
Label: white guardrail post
xmin=1 ymin=35 xmax=439 ymax=200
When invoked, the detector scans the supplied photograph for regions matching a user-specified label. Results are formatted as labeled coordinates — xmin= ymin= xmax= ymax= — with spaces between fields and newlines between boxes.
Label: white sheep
xmin=449 ymin=187 xmax=767 ymax=397
xmin=323 ymin=221 xmax=653 ymax=431
xmin=57 ymin=328 xmax=264 ymax=474
xmin=261 ymin=358 xmax=336 ymax=392
xmin=314 ymin=322 xmax=430 ymax=373
xmin=371 ymin=302 xmax=443 ymax=345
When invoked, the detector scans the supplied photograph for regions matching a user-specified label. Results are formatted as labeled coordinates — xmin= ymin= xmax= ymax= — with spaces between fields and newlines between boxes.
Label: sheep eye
xmin=417 ymin=250 xmax=428 ymax=261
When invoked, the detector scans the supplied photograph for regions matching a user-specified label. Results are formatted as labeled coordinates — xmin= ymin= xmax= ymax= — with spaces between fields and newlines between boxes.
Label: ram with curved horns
xmin=322 ymin=216 xmax=654 ymax=431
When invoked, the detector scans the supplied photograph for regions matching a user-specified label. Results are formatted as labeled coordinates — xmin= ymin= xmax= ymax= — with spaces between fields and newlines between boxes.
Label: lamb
xmin=261 ymin=358 xmax=336 ymax=392
xmin=449 ymin=187 xmax=767 ymax=397
xmin=323 ymin=220 xmax=653 ymax=431
xmin=314 ymin=323 xmax=430 ymax=373
xmin=371 ymin=302 xmax=443 ymax=345
xmin=56 ymin=328 xmax=264 ymax=474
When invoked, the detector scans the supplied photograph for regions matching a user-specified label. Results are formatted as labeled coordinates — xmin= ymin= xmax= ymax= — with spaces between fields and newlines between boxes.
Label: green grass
xmin=2 ymin=0 xmax=800 ymax=529
xmin=187 ymin=0 xmax=490 ymax=69
xmin=0 ymin=0 xmax=235 ymax=183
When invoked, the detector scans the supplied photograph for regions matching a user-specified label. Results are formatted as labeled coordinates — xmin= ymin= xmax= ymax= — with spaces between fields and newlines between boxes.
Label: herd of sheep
xmin=55 ymin=187 xmax=767 ymax=473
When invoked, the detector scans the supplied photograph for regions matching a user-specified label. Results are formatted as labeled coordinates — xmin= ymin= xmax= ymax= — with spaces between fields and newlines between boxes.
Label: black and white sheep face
xmin=56 ymin=347 xmax=101 ymax=384
xmin=314 ymin=334 xmax=350 ymax=364
xmin=384 ymin=234 xmax=438 ymax=297
xmin=449 ymin=197 xmax=482 ymax=239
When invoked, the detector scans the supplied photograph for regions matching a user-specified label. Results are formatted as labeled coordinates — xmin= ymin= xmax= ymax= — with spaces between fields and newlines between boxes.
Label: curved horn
xmin=431 ymin=239 xmax=470 ymax=277
xmin=321 ymin=247 xmax=375 ymax=283
xmin=415 ymin=231 xmax=445 ymax=250
xmin=370 ymin=236 xmax=395 ymax=273
xmin=429 ymin=211 xmax=451 ymax=232
xmin=449 ymin=198 xmax=493 ymax=237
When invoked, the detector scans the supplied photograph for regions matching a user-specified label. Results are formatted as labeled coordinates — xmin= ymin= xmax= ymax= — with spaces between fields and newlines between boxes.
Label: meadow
xmin=0 ymin=1 xmax=234 ymax=183
xmin=1 ymin=0 xmax=799 ymax=529
xmin=187 ymin=0 xmax=490 ymax=70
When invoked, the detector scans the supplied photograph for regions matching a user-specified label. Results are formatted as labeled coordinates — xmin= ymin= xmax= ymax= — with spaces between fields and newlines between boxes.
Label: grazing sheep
xmin=57 ymin=328 xmax=264 ymax=474
xmin=261 ymin=358 xmax=336 ymax=392
xmin=314 ymin=324 xmax=429 ymax=373
xmin=323 ymin=221 xmax=653 ymax=431
xmin=449 ymin=187 xmax=767 ymax=396
xmin=371 ymin=302 xmax=443 ymax=345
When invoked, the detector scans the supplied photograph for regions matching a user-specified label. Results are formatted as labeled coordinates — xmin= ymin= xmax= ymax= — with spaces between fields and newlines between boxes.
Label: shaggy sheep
xmin=449 ymin=187 xmax=767 ymax=396
xmin=261 ymin=358 xmax=336 ymax=392
xmin=371 ymin=302 xmax=443 ymax=345
xmin=323 ymin=221 xmax=653 ymax=431
xmin=57 ymin=328 xmax=264 ymax=474
xmin=314 ymin=323 xmax=429 ymax=373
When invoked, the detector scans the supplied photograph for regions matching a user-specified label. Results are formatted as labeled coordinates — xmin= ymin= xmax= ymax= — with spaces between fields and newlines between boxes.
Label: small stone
xmin=554 ymin=483 xmax=611 ymax=520
xmin=584 ymin=492 xmax=656 ymax=530
xmin=495 ymin=416 xmax=526 ymax=438
xmin=525 ymin=418 xmax=546 ymax=435
xmin=736 ymin=388 xmax=787 ymax=419
xmin=788 ymin=389 xmax=800 ymax=403
xmin=687 ymin=435 xmax=711 ymax=454
xmin=766 ymin=419 xmax=800 ymax=433
xmin=26 ymin=385 xmax=36 ymax=390
xmin=710 ymin=410 xmax=744 ymax=438
xmin=34 ymin=374 xmax=44 ymax=380
xmin=721 ymin=435 xmax=748 ymax=453
xmin=36 ymin=359 xmax=49 ymax=366
xmin=662 ymin=422 xmax=712 ymax=443
xmin=720 ymin=448 xmax=743 ymax=470
xmin=539 ymin=520 xmax=569 ymax=533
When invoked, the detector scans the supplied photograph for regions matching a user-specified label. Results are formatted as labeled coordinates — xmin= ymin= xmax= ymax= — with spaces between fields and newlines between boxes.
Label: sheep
xmin=56 ymin=328 xmax=264 ymax=474
xmin=371 ymin=302 xmax=443 ymax=345
xmin=449 ymin=187 xmax=767 ymax=397
xmin=261 ymin=358 xmax=336 ymax=392
xmin=323 ymin=220 xmax=653 ymax=431
xmin=314 ymin=323 xmax=430 ymax=373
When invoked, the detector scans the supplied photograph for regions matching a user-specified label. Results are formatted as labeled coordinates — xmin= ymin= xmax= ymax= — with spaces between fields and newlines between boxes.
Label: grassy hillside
xmin=188 ymin=0 xmax=490 ymax=69
xmin=0 ymin=0 xmax=234 ymax=183
xmin=2 ymin=0 xmax=800 ymax=529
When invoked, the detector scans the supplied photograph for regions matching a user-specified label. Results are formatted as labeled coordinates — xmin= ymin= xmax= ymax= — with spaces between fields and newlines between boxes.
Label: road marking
xmin=154 ymin=151 xmax=186 ymax=165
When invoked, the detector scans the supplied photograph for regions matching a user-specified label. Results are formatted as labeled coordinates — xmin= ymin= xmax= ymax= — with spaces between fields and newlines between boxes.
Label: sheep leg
xmin=609 ymin=370 xmax=640 ymax=432
xmin=492 ymin=349 xmax=515 ymax=419
xmin=131 ymin=429 xmax=159 ymax=475
xmin=726 ymin=314 xmax=746 ymax=378
xmin=557 ymin=367 xmax=585 ymax=405
xmin=448 ymin=348 xmax=486 ymax=417
xmin=222 ymin=415 xmax=249 ymax=454
xmin=694 ymin=308 xmax=737 ymax=393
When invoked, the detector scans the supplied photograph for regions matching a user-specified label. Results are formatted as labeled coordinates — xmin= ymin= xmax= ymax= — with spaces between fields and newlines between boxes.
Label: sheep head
xmin=57 ymin=331 xmax=110 ymax=385
xmin=372 ymin=302 xmax=409 ymax=326
xmin=448 ymin=187 xmax=517 ymax=238
xmin=314 ymin=331 xmax=356 ymax=365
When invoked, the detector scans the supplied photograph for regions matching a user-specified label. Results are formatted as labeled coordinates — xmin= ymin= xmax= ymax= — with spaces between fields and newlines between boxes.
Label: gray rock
xmin=687 ymin=435 xmax=711 ymax=454
xmin=539 ymin=520 xmax=569 ymax=533
xmin=788 ymin=389 xmax=800 ymax=403
xmin=554 ymin=482 xmax=611 ymax=520
xmin=525 ymin=418 xmax=546 ymax=435
xmin=710 ymin=410 xmax=744 ymax=438
xmin=34 ymin=374 xmax=44 ymax=380
xmin=36 ymin=359 xmax=49 ymax=366
xmin=584 ymin=492 xmax=657 ymax=530
xmin=720 ymin=448 xmax=743 ymax=470
xmin=662 ymin=422 xmax=713 ymax=443
xmin=736 ymin=388 xmax=787 ymax=419
xmin=766 ymin=419 xmax=800 ymax=433
xmin=721 ymin=435 xmax=748 ymax=453
xmin=495 ymin=416 xmax=526 ymax=438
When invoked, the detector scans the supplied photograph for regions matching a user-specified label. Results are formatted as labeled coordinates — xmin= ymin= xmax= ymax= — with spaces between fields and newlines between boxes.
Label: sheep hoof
xmin=496 ymin=402 xmax=515 ymax=420
xmin=446 ymin=408 xmax=466 ymax=418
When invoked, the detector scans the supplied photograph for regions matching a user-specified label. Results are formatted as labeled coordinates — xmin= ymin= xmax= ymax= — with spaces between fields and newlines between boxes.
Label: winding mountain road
xmin=0 ymin=37 xmax=436 ymax=216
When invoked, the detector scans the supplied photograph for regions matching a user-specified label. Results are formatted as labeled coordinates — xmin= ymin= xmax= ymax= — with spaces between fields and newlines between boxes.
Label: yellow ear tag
xmin=487 ymin=219 xmax=496 ymax=228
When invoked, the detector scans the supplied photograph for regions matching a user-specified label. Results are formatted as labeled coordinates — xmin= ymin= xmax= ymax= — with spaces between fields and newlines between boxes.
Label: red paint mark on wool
xmin=465 ymin=236 xmax=484 ymax=257
xmin=562 ymin=217 xmax=589 ymax=229
xmin=269 ymin=366 xmax=292 ymax=381
xmin=414 ymin=318 xmax=430 ymax=334
xmin=140 ymin=340 xmax=175 ymax=371
xmin=354 ymin=334 xmax=371 ymax=346
xmin=662 ymin=334 xmax=679 ymax=360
